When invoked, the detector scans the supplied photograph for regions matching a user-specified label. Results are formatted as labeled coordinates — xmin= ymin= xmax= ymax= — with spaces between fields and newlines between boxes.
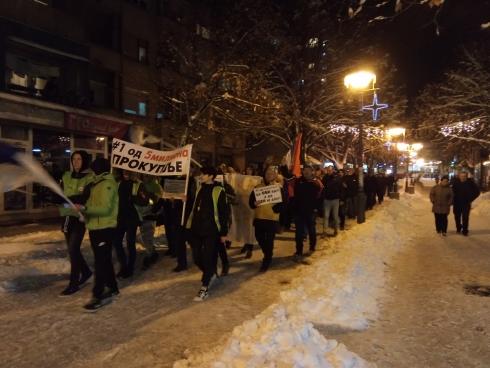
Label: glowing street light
xmin=396 ymin=142 xmax=409 ymax=152
xmin=386 ymin=127 xmax=406 ymax=138
xmin=411 ymin=143 xmax=424 ymax=151
xmin=344 ymin=71 xmax=377 ymax=90
xmin=343 ymin=70 xmax=377 ymax=224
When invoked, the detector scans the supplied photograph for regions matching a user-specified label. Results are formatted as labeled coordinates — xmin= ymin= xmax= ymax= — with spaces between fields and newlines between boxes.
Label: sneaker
xmin=79 ymin=272 xmax=93 ymax=286
xmin=193 ymin=287 xmax=209 ymax=302
xmin=83 ymin=298 xmax=111 ymax=312
xmin=173 ymin=265 xmax=187 ymax=273
xmin=442 ymin=232 xmax=447 ymax=237
xmin=59 ymin=285 xmax=79 ymax=297
xmin=462 ymin=230 xmax=469 ymax=236
xmin=239 ymin=245 xmax=248 ymax=254
xmin=245 ymin=249 xmax=253 ymax=259
xmin=221 ymin=263 xmax=230 ymax=276
xmin=150 ymin=252 xmax=159 ymax=264
xmin=142 ymin=256 xmax=152 ymax=271
xmin=293 ymin=253 xmax=303 ymax=263
xmin=102 ymin=288 xmax=120 ymax=299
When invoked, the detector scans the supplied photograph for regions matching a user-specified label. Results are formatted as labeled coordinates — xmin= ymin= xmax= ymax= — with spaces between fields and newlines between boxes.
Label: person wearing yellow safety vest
xmin=113 ymin=170 xmax=142 ymax=279
xmin=77 ymin=158 xmax=119 ymax=312
xmin=135 ymin=174 xmax=163 ymax=271
xmin=186 ymin=166 xmax=229 ymax=301
xmin=248 ymin=166 xmax=286 ymax=272
xmin=59 ymin=150 xmax=94 ymax=296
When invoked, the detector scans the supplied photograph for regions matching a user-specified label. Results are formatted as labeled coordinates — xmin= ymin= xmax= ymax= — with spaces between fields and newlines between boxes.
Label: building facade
xmin=0 ymin=0 xmax=244 ymax=222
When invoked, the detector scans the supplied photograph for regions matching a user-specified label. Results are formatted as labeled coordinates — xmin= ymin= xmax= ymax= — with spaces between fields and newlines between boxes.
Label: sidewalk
xmin=333 ymin=187 xmax=490 ymax=367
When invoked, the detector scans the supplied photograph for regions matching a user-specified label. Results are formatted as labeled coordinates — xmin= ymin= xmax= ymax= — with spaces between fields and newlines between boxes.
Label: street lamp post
xmin=386 ymin=127 xmax=406 ymax=199
xmin=344 ymin=71 xmax=376 ymax=224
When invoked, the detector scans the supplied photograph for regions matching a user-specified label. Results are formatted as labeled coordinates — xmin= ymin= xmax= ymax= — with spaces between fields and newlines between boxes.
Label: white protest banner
xmin=163 ymin=179 xmax=186 ymax=197
xmin=253 ymin=184 xmax=282 ymax=206
xmin=111 ymin=138 xmax=192 ymax=176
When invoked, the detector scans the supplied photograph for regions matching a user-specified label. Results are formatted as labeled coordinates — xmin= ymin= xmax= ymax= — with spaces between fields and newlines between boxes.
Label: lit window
xmin=138 ymin=39 xmax=148 ymax=63
xmin=138 ymin=102 xmax=147 ymax=116
xmin=307 ymin=38 xmax=319 ymax=48
xmin=308 ymin=63 xmax=315 ymax=70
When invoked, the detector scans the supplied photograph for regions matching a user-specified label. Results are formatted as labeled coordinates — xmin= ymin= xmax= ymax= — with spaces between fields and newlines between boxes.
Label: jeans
xmin=89 ymin=228 xmax=118 ymax=299
xmin=453 ymin=204 xmax=471 ymax=233
xmin=189 ymin=233 xmax=219 ymax=287
xmin=345 ymin=197 xmax=356 ymax=218
xmin=113 ymin=221 xmax=138 ymax=274
xmin=434 ymin=213 xmax=448 ymax=233
xmin=295 ymin=212 xmax=316 ymax=255
xmin=323 ymin=199 xmax=340 ymax=230
xmin=62 ymin=216 xmax=91 ymax=288
xmin=140 ymin=220 xmax=156 ymax=255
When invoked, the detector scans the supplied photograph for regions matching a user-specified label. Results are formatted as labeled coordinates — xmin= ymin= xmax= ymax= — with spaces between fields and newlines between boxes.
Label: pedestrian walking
xmin=364 ymin=170 xmax=377 ymax=210
xmin=249 ymin=166 xmax=285 ymax=272
xmin=322 ymin=166 xmax=341 ymax=236
xmin=375 ymin=172 xmax=388 ymax=204
xmin=113 ymin=170 xmax=140 ymax=279
xmin=135 ymin=175 xmax=163 ymax=270
xmin=186 ymin=166 xmax=229 ymax=301
xmin=429 ymin=175 xmax=453 ymax=236
xmin=344 ymin=168 xmax=358 ymax=219
xmin=292 ymin=165 xmax=323 ymax=258
xmin=338 ymin=169 xmax=347 ymax=230
xmin=79 ymin=158 xmax=119 ymax=311
xmin=59 ymin=150 xmax=93 ymax=296
xmin=452 ymin=171 xmax=480 ymax=236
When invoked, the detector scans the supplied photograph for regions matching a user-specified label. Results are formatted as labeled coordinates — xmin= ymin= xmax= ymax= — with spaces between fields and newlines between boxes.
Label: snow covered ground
xmin=1 ymin=188 xmax=488 ymax=368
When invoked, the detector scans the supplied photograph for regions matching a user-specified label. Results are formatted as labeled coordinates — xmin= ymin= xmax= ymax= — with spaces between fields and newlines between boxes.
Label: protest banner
xmin=111 ymin=138 xmax=192 ymax=176
xmin=253 ymin=184 xmax=283 ymax=206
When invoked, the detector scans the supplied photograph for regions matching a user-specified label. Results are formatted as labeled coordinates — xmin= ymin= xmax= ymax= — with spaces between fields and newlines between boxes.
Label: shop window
xmin=307 ymin=37 xmax=319 ymax=48
xmin=1 ymin=125 xmax=29 ymax=141
xmin=138 ymin=39 xmax=148 ymax=63
xmin=32 ymin=129 xmax=70 ymax=209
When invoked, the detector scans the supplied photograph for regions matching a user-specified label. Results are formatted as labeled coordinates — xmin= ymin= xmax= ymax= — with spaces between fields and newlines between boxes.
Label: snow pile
xmin=472 ymin=191 xmax=490 ymax=217
xmin=175 ymin=195 xmax=420 ymax=367
xmin=175 ymin=305 xmax=372 ymax=368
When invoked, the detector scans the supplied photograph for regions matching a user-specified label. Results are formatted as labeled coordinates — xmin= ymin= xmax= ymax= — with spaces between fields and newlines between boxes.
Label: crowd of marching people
xmin=59 ymin=150 xmax=400 ymax=311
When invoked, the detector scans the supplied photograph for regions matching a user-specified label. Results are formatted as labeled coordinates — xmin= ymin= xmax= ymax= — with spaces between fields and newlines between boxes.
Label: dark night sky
xmin=383 ymin=0 xmax=490 ymax=102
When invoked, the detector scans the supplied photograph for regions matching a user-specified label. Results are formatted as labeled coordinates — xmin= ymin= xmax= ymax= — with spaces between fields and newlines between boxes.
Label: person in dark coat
xmin=113 ymin=170 xmax=141 ymax=279
xmin=364 ymin=170 xmax=377 ymax=210
xmin=292 ymin=165 xmax=324 ymax=258
xmin=452 ymin=171 xmax=480 ymax=236
xmin=430 ymin=175 xmax=453 ymax=236
xmin=322 ymin=166 xmax=341 ymax=236
xmin=343 ymin=168 xmax=358 ymax=219
xmin=186 ymin=166 xmax=229 ymax=301
xmin=375 ymin=173 xmax=388 ymax=204
xmin=338 ymin=169 xmax=347 ymax=230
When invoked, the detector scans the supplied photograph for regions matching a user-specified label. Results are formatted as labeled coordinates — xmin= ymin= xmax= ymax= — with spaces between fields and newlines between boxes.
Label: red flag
xmin=291 ymin=133 xmax=302 ymax=177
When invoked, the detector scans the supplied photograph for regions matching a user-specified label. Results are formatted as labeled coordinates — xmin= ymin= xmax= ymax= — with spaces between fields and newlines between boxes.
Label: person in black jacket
xmin=113 ymin=170 xmax=141 ymax=279
xmin=375 ymin=172 xmax=388 ymax=204
xmin=344 ymin=168 xmax=358 ymax=219
xmin=322 ymin=166 xmax=341 ymax=236
xmin=292 ymin=165 xmax=324 ymax=258
xmin=364 ymin=170 xmax=377 ymax=210
xmin=452 ymin=171 xmax=480 ymax=236
xmin=338 ymin=169 xmax=347 ymax=230
xmin=186 ymin=166 xmax=229 ymax=301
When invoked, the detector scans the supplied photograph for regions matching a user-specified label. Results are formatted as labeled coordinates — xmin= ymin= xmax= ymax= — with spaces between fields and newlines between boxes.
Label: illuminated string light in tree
xmin=440 ymin=118 xmax=482 ymax=136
